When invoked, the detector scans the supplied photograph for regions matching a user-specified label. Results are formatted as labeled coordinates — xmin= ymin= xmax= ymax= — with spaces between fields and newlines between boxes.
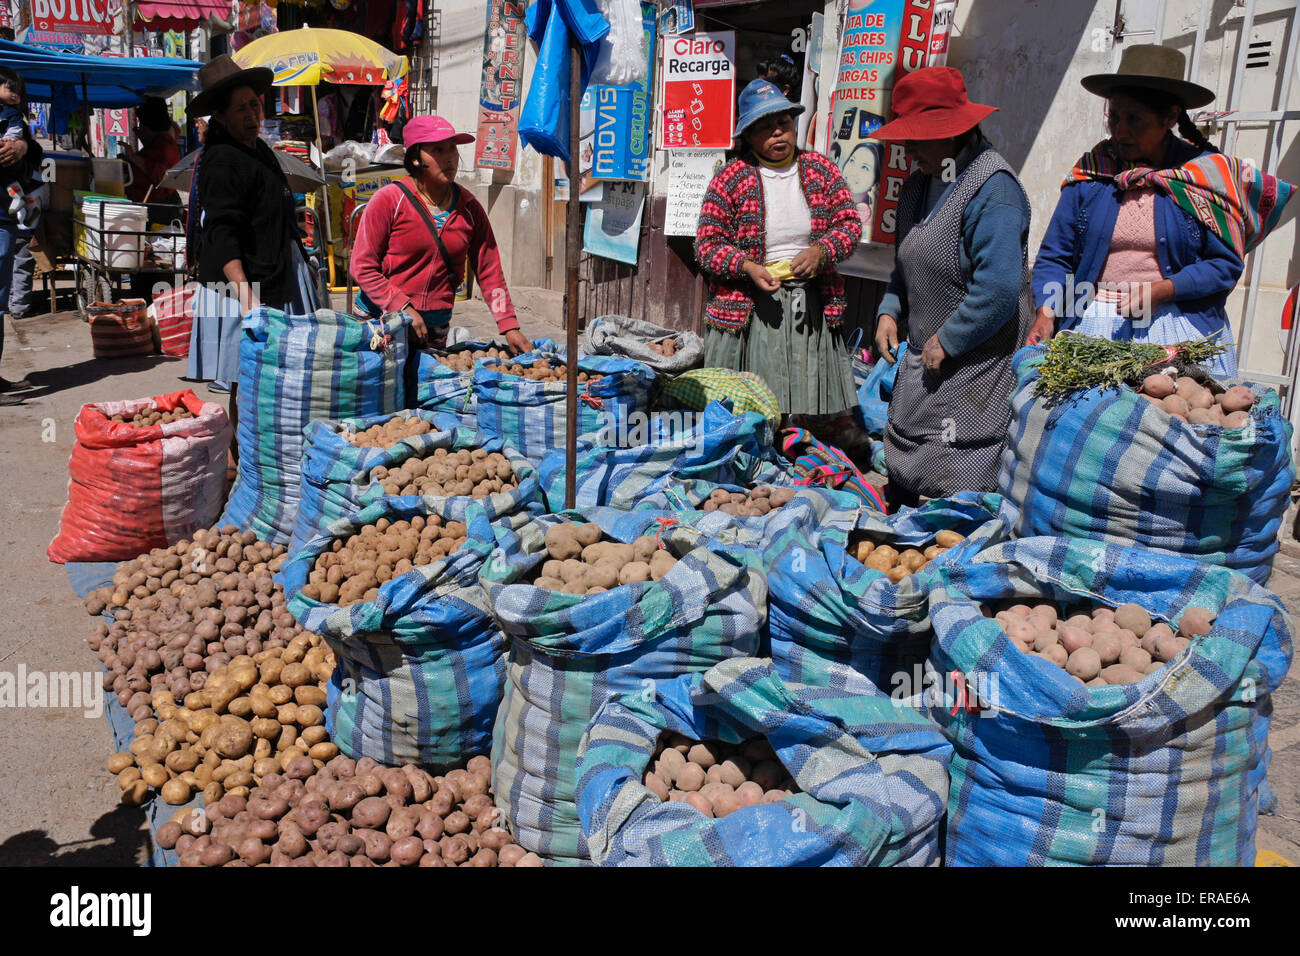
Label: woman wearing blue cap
xmin=695 ymin=78 xmax=863 ymax=416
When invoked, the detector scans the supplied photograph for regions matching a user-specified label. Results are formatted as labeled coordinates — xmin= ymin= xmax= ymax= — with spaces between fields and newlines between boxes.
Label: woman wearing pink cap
xmin=350 ymin=115 xmax=532 ymax=353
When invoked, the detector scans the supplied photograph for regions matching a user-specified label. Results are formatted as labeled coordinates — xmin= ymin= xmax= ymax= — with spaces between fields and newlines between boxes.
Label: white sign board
xmin=664 ymin=149 xmax=725 ymax=237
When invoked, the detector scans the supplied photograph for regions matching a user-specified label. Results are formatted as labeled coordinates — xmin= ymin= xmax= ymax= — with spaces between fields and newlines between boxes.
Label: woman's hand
xmin=504 ymin=329 xmax=532 ymax=356
xmin=1025 ymin=306 xmax=1055 ymax=346
xmin=742 ymin=260 xmax=781 ymax=294
xmin=922 ymin=334 xmax=946 ymax=374
xmin=404 ymin=305 xmax=428 ymax=347
xmin=0 ymin=138 xmax=27 ymax=166
xmin=874 ymin=314 xmax=900 ymax=364
xmin=1114 ymin=279 xmax=1174 ymax=320
xmin=790 ymin=244 xmax=826 ymax=278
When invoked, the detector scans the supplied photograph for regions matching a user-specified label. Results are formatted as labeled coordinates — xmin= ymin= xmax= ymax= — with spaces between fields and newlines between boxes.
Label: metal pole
xmin=310 ymin=82 xmax=338 ymax=290
xmin=1234 ymin=0 xmax=1300 ymax=380
xmin=1188 ymin=0 xmax=1210 ymax=81
xmin=564 ymin=38 xmax=581 ymax=511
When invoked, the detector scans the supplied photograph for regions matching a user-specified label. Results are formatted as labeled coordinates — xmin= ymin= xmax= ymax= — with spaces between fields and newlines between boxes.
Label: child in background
xmin=0 ymin=67 xmax=39 ymax=229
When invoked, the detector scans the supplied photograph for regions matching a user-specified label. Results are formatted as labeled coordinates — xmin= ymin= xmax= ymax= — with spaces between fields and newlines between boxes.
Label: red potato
xmin=1141 ymin=373 xmax=1176 ymax=398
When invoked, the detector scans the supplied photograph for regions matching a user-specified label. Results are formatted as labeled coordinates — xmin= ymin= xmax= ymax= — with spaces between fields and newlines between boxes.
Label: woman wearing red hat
xmin=871 ymin=67 xmax=1032 ymax=510
xmin=350 ymin=115 xmax=532 ymax=354
xmin=695 ymin=78 xmax=863 ymax=417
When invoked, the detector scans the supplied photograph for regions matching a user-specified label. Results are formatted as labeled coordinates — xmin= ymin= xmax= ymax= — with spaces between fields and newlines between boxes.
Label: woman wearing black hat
xmin=1026 ymin=45 xmax=1292 ymax=378
xmin=186 ymin=55 xmax=321 ymax=394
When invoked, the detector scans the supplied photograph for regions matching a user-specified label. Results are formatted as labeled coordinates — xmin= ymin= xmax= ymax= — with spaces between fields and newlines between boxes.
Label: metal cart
xmin=71 ymin=198 xmax=187 ymax=319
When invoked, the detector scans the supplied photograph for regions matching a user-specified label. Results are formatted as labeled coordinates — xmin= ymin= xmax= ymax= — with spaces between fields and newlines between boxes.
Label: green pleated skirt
xmin=703 ymin=279 xmax=857 ymax=416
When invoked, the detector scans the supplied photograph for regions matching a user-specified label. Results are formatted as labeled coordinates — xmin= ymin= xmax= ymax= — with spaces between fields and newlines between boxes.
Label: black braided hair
xmin=1176 ymin=108 xmax=1220 ymax=154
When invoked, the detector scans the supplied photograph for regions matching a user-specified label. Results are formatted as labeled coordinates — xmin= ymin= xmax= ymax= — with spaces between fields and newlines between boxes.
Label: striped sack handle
xmin=779 ymin=426 xmax=886 ymax=513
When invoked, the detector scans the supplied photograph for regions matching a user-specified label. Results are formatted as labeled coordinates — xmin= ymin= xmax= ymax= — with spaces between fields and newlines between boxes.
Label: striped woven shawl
xmin=1066 ymin=138 xmax=1294 ymax=255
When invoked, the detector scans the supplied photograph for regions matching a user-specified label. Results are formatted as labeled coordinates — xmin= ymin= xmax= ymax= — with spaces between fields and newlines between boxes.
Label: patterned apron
xmin=883 ymin=146 xmax=1033 ymax=499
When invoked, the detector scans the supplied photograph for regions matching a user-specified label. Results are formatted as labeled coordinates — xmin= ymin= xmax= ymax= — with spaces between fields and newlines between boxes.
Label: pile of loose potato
xmin=646 ymin=337 xmax=678 ymax=357
xmin=534 ymin=523 xmax=677 ymax=594
xmin=157 ymin=755 xmax=543 ymax=867
xmin=849 ymin=529 xmax=964 ymax=583
xmin=698 ymin=485 xmax=795 ymax=516
xmin=109 ymin=406 xmax=196 ymax=427
xmin=369 ymin=446 xmax=518 ymax=498
xmin=642 ymin=734 xmax=800 ymax=818
xmin=345 ymin=415 xmax=436 ymax=448
xmin=431 ymin=346 xmax=512 ymax=372
xmin=105 ymin=638 xmax=335 ymax=807
xmin=1139 ymin=373 xmax=1255 ymax=428
xmin=990 ymin=600 xmax=1214 ymax=685
xmin=299 ymin=516 xmax=470 ymax=607
xmin=484 ymin=358 xmax=604 ymax=384
xmin=85 ymin=528 xmax=307 ymax=717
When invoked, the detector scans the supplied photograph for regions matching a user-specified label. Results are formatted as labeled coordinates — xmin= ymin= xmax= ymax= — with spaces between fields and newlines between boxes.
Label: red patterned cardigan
xmin=694 ymin=151 xmax=863 ymax=333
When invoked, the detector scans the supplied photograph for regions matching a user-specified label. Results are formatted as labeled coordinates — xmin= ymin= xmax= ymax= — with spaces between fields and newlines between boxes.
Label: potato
xmin=686 ymin=743 xmax=718 ymax=769
xmin=1092 ymin=634 xmax=1122 ymax=666
xmin=544 ymin=525 xmax=582 ymax=561
xmin=1178 ymin=606 xmax=1215 ymax=638
xmin=1057 ymin=625 xmax=1092 ymax=654
xmin=106 ymin=752 xmax=135 ymax=775
xmin=1162 ymin=395 xmax=1191 ymax=420
xmin=861 ymin=548 xmax=892 ymax=573
xmin=1113 ymin=603 xmax=1151 ymax=637
xmin=675 ymin=763 xmax=705 ymax=792
xmin=1140 ymin=373 xmax=1175 ymax=398
xmin=1219 ymin=385 xmax=1255 ymax=413
xmin=933 ymin=530 xmax=964 ymax=549
xmin=1066 ymin=647 xmax=1101 ymax=681
xmin=1032 ymin=629 xmax=1058 ymax=653
xmin=1139 ymin=622 xmax=1174 ymax=655
xmin=1040 ymin=643 xmax=1068 ymax=667
xmin=1223 ymin=411 xmax=1250 ymax=429
xmin=649 ymin=550 xmax=676 ymax=581
xmin=1119 ymin=646 xmax=1152 ymax=670
xmin=1101 ymin=664 xmax=1145 ymax=685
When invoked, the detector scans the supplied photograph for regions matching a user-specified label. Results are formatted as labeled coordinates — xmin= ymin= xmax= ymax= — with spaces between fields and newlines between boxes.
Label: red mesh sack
xmin=47 ymin=390 xmax=233 ymax=563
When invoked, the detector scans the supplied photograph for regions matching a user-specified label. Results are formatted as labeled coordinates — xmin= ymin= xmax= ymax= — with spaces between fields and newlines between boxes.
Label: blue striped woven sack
xmin=575 ymin=657 xmax=952 ymax=866
xmin=480 ymin=508 xmax=767 ymax=865
xmin=998 ymin=346 xmax=1295 ymax=585
xmin=283 ymin=499 xmax=505 ymax=771
xmin=537 ymin=401 xmax=776 ymax=510
xmin=290 ymin=412 xmax=544 ymax=557
xmin=928 ymin=536 xmax=1293 ymax=866
xmin=857 ymin=343 xmax=907 ymax=436
xmin=222 ymin=307 xmax=409 ymax=547
xmin=635 ymin=481 xmax=862 ymax=564
xmin=769 ymin=492 xmax=1017 ymax=691
xmin=472 ymin=353 xmax=656 ymax=463
xmin=416 ymin=338 xmax=559 ymax=425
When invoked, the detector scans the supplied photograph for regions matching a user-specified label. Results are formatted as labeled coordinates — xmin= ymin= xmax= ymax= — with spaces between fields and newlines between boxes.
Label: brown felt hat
xmin=1081 ymin=44 xmax=1215 ymax=109
xmin=187 ymin=54 xmax=273 ymax=118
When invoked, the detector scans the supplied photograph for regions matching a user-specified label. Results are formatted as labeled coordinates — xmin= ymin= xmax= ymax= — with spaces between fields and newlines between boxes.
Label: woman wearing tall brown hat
xmin=871 ymin=67 xmax=1032 ymax=510
xmin=1027 ymin=44 xmax=1293 ymax=378
xmin=186 ymin=54 xmax=321 ymax=395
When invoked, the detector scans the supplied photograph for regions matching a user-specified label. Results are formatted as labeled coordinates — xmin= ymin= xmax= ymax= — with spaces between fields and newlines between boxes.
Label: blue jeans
xmin=0 ymin=220 xmax=19 ymax=365
xmin=9 ymin=231 xmax=33 ymax=317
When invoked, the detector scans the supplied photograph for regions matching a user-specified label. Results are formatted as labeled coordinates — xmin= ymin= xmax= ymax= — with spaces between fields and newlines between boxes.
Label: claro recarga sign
xmin=659 ymin=31 xmax=735 ymax=149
